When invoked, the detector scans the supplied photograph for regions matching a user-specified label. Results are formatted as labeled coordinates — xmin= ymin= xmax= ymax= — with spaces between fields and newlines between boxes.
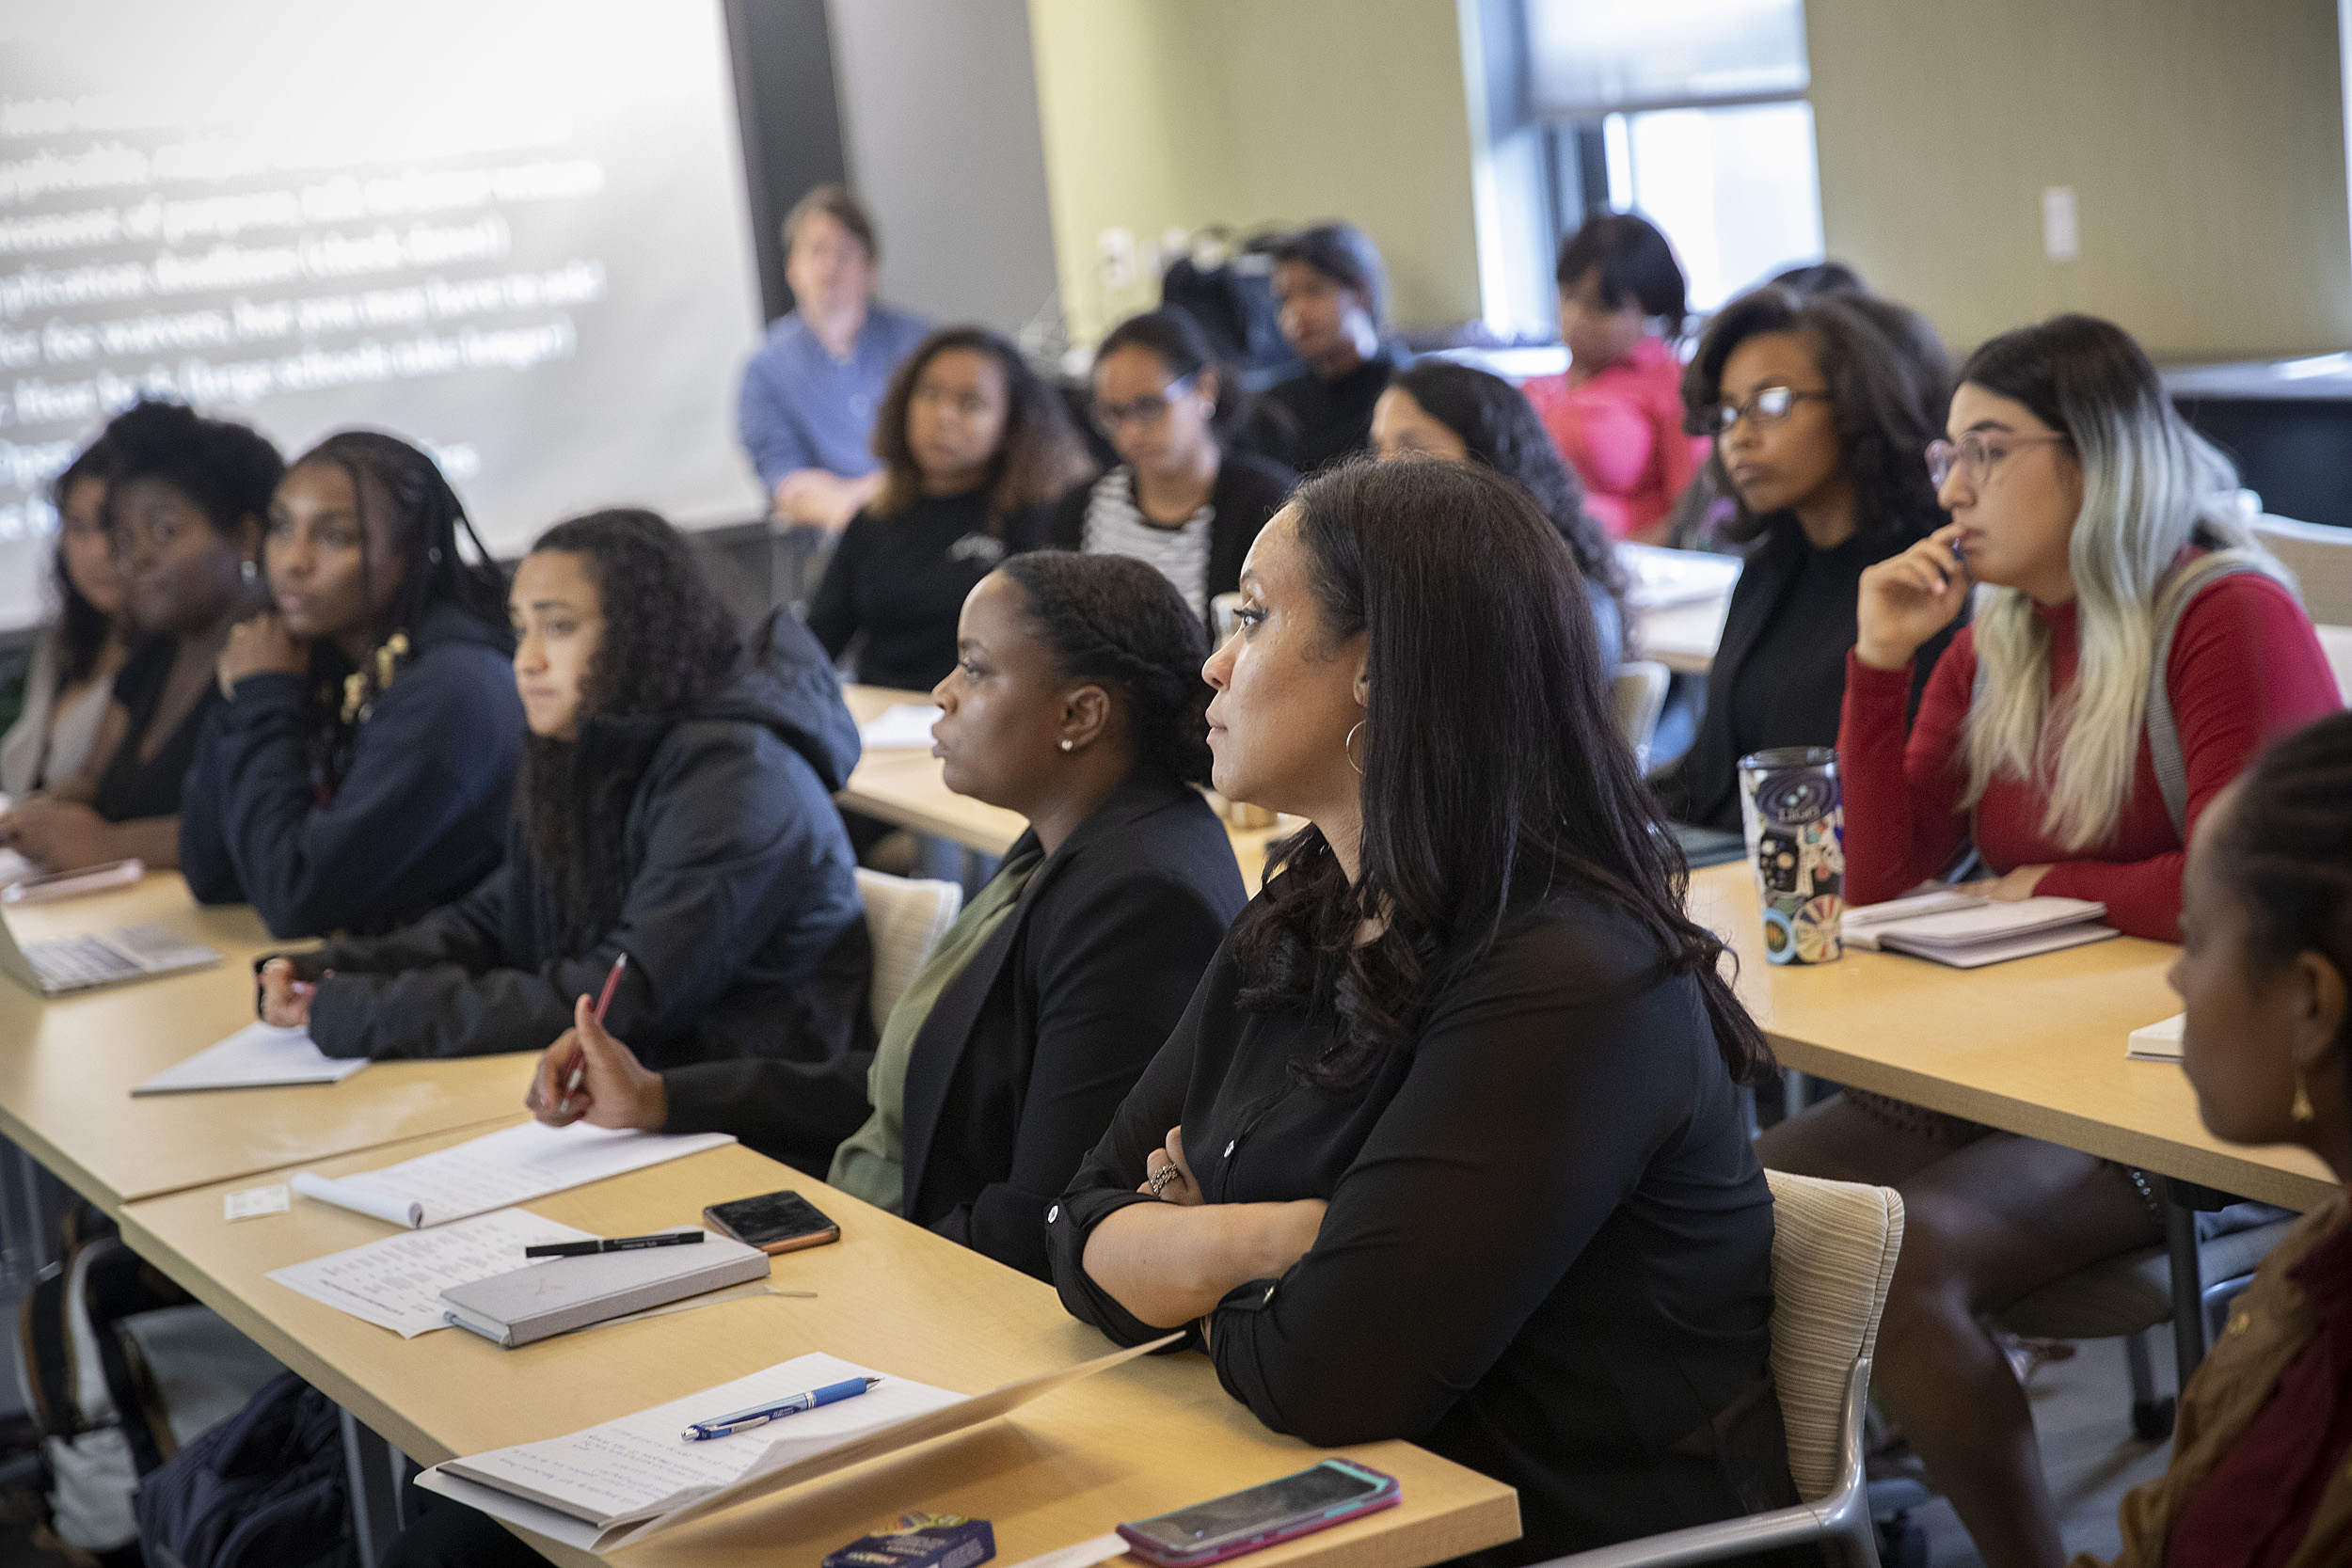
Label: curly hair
xmin=99 ymin=398 xmax=283 ymax=541
xmin=48 ymin=436 xmax=119 ymax=687
xmin=1682 ymin=286 xmax=1951 ymax=547
xmin=1231 ymin=459 xmax=1772 ymax=1095
xmin=997 ymin=551 xmax=1213 ymax=786
xmin=868 ymin=326 xmax=1094 ymax=531
xmin=516 ymin=509 xmax=743 ymax=946
xmin=1387 ymin=359 xmax=1630 ymax=621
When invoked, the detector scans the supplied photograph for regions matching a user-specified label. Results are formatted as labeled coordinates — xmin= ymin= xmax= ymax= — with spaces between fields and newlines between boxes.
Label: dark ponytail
xmin=996 ymin=550 xmax=1213 ymax=787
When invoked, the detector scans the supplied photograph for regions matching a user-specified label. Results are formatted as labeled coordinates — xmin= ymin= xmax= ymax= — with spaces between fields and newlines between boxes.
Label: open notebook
xmin=1842 ymin=895 xmax=2117 ymax=968
xmin=416 ymin=1338 xmax=1176 ymax=1553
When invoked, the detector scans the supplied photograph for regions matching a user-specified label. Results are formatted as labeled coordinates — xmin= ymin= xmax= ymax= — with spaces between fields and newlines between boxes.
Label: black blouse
xmin=1263 ymin=353 xmax=1395 ymax=475
xmin=1049 ymin=894 xmax=1799 ymax=1565
xmin=92 ymin=635 xmax=216 ymax=823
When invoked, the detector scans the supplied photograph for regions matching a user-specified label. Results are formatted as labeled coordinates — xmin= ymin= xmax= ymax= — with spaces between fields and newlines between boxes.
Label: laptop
xmin=0 ymin=916 xmax=222 ymax=997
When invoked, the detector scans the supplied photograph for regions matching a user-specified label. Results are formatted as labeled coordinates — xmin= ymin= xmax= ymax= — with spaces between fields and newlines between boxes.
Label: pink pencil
xmin=563 ymin=953 xmax=628 ymax=1107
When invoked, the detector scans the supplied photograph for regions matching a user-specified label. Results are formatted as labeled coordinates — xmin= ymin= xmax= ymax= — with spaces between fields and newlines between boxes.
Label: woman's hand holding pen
xmin=258 ymin=958 xmax=318 ymax=1028
xmin=527 ymin=992 xmax=668 ymax=1132
xmin=1856 ymin=520 xmax=1973 ymax=673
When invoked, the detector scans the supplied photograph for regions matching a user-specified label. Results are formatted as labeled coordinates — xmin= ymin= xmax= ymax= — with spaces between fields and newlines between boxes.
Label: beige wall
xmin=1808 ymin=0 xmax=2352 ymax=361
xmin=1025 ymin=0 xmax=1485 ymax=344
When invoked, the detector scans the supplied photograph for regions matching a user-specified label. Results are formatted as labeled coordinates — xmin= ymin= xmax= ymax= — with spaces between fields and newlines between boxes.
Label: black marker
xmin=525 ymin=1230 xmax=705 ymax=1259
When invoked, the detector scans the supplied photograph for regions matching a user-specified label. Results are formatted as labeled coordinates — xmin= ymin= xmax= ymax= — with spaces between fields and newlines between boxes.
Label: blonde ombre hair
xmin=1956 ymin=316 xmax=2290 ymax=850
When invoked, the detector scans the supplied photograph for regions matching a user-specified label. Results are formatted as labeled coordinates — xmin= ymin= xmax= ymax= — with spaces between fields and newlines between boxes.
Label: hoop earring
xmin=2292 ymin=1070 xmax=2317 ymax=1124
xmin=1343 ymin=721 xmax=1366 ymax=777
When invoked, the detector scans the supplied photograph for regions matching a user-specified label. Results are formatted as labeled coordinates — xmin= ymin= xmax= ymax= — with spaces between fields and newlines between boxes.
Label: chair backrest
xmin=2253 ymin=513 xmax=2352 ymax=627
xmin=853 ymin=869 xmax=962 ymax=1032
xmin=2317 ymin=624 xmax=2352 ymax=705
xmin=1761 ymin=1169 xmax=1905 ymax=1500
xmin=1612 ymin=659 xmax=1671 ymax=772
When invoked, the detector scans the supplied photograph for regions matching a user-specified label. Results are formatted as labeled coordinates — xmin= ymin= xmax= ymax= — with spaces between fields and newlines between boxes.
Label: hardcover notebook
xmin=439 ymin=1230 xmax=771 ymax=1347
xmin=1853 ymin=896 xmax=2118 ymax=969
xmin=2126 ymin=1014 xmax=2185 ymax=1062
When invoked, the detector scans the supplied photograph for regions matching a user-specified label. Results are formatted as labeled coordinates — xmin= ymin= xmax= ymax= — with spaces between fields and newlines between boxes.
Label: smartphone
xmin=1116 ymin=1460 xmax=1399 ymax=1566
xmin=3 ymin=858 xmax=144 ymax=906
xmin=701 ymin=1190 xmax=840 ymax=1255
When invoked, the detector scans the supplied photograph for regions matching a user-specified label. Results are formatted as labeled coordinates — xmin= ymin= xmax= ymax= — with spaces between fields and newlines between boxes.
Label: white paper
xmin=857 ymin=704 xmax=943 ymax=749
xmin=1617 ymin=542 xmax=1742 ymax=610
xmin=439 ymin=1353 xmax=962 ymax=1530
xmin=296 ymin=1121 xmax=735 ymax=1230
xmin=225 ymin=1184 xmax=290 ymax=1221
xmin=2127 ymin=1012 xmax=2185 ymax=1062
xmin=1003 ymin=1534 xmax=1128 ymax=1568
xmin=267 ymin=1208 xmax=596 ymax=1338
xmin=134 ymin=1022 xmax=369 ymax=1095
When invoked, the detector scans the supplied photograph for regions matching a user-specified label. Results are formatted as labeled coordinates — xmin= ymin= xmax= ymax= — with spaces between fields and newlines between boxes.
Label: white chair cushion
xmin=1762 ymin=1169 xmax=1904 ymax=1500
xmin=853 ymin=869 xmax=962 ymax=1032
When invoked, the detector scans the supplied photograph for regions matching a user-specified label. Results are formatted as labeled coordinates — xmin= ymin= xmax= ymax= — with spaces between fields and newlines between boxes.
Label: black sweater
xmin=807 ymin=489 xmax=1058 ymax=691
xmin=282 ymin=610 xmax=871 ymax=1069
xmin=1262 ymin=352 xmax=1395 ymax=475
xmin=1038 ymin=451 xmax=1297 ymax=638
xmin=663 ymin=770 xmax=1247 ymax=1276
xmin=1050 ymin=894 xmax=1799 ymax=1565
xmin=181 ymin=602 xmax=524 ymax=938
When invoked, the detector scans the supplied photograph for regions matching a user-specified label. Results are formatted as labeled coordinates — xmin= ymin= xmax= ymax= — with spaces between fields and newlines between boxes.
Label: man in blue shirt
xmin=737 ymin=185 xmax=931 ymax=531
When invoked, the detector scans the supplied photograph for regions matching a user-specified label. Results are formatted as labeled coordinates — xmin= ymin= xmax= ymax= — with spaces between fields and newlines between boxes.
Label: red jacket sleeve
xmin=1838 ymin=633 xmax=1978 ymax=906
xmin=2038 ymin=574 xmax=2344 ymax=937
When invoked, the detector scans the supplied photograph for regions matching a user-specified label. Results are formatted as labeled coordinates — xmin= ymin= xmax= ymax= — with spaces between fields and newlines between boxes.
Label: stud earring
xmin=240 ymin=558 xmax=259 ymax=582
xmin=1058 ymin=738 xmax=1073 ymax=752
xmin=2293 ymin=1070 xmax=2317 ymax=1123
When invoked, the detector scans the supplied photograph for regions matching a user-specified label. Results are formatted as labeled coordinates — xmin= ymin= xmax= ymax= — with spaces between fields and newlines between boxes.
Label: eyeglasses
xmin=1925 ymin=432 xmax=2071 ymax=488
xmin=1705 ymin=385 xmax=1831 ymax=436
xmin=1090 ymin=377 xmax=1195 ymax=436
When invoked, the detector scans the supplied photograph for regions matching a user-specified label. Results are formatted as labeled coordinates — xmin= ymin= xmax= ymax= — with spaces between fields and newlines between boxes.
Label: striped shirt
xmin=1079 ymin=468 xmax=1216 ymax=619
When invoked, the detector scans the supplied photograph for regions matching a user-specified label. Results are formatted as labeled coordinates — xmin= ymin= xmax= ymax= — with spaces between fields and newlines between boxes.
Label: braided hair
xmin=995 ymin=551 xmax=1213 ymax=787
xmin=516 ymin=510 xmax=743 ymax=946
xmin=2214 ymin=711 xmax=2352 ymax=1094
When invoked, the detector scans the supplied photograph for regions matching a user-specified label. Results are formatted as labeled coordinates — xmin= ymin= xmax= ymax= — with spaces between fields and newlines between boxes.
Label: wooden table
xmin=1689 ymin=862 xmax=2335 ymax=1212
xmin=839 ymin=687 xmax=1292 ymax=893
xmin=0 ymin=874 xmax=533 ymax=1212
xmin=121 ymin=1127 xmax=1519 ymax=1568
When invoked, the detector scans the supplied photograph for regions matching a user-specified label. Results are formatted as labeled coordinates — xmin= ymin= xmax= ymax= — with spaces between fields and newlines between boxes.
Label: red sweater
xmin=1838 ymin=573 xmax=2342 ymax=941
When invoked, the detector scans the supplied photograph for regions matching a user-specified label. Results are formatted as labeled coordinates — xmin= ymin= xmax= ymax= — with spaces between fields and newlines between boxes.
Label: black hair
xmin=1232 ymin=458 xmax=1772 ymax=1092
xmin=997 ymin=551 xmax=1213 ymax=786
xmin=1388 ymin=360 xmax=1629 ymax=626
xmin=516 ymin=509 xmax=742 ymax=947
xmin=1271 ymin=222 xmax=1390 ymax=325
xmin=1682 ymin=286 xmax=1952 ymax=547
xmin=1093 ymin=308 xmax=1257 ymax=441
xmin=2214 ymin=711 xmax=2352 ymax=1093
xmin=98 ymin=399 xmax=283 ymax=542
xmin=871 ymin=326 xmax=1095 ymax=531
xmin=1769 ymin=261 xmax=1866 ymax=297
xmin=286 ymin=431 xmax=508 ymax=650
xmin=1555 ymin=213 xmax=1689 ymax=339
xmin=47 ymin=436 xmax=119 ymax=687
xmin=1954 ymin=311 xmax=2164 ymax=446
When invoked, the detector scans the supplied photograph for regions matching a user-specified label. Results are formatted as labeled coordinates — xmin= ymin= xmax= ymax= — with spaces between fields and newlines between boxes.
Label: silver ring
xmin=1148 ymin=1162 xmax=1182 ymax=1197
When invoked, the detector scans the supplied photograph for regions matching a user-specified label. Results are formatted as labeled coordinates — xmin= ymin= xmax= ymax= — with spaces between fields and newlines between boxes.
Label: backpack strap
xmin=2146 ymin=555 xmax=2269 ymax=840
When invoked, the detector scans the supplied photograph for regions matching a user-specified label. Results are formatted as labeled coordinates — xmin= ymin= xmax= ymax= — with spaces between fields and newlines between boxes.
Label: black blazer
xmin=1666 ymin=515 xmax=1957 ymax=832
xmin=1041 ymin=450 xmax=1297 ymax=636
xmin=662 ymin=768 xmax=1248 ymax=1280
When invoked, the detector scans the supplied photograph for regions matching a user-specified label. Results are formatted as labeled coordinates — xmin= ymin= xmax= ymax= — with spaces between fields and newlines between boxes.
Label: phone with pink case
xmin=1115 ymin=1460 xmax=1398 ymax=1566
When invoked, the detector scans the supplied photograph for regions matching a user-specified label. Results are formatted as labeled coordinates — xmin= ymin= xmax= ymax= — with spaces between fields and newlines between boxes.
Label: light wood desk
xmin=122 ymin=1127 xmax=1518 ymax=1568
xmin=839 ymin=687 xmax=1291 ymax=893
xmin=0 ymin=874 xmax=532 ymax=1212
xmin=1688 ymin=863 xmax=2335 ymax=1212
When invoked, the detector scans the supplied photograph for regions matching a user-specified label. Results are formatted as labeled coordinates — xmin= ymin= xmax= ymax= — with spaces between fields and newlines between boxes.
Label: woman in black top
xmin=806 ymin=325 xmax=1093 ymax=690
xmin=1661 ymin=286 xmax=1956 ymax=832
xmin=1263 ymin=223 xmax=1399 ymax=473
xmin=1046 ymin=309 xmax=1295 ymax=636
xmin=179 ymin=432 xmax=526 ymax=938
xmin=258 ymin=510 xmax=869 ymax=1069
xmin=525 ymin=552 xmax=1248 ymax=1275
xmin=1049 ymin=460 xmax=1798 ymax=1564
xmin=0 ymin=401 xmax=280 ymax=872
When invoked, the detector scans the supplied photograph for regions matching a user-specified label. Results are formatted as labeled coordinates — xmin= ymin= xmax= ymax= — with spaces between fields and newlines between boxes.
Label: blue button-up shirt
xmin=736 ymin=302 xmax=932 ymax=490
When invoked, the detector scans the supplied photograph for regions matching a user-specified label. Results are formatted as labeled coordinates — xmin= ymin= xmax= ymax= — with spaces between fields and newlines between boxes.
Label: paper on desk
xmin=133 ymin=1022 xmax=369 ymax=1095
xmin=1002 ymin=1534 xmax=1128 ymax=1568
xmin=267 ymin=1208 xmax=596 ymax=1337
xmin=2127 ymin=1013 xmax=2185 ymax=1062
xmin=292 ymin=1121 xmax=736 ymax=1230
xmin=858 ymin=704 xmax=943 ymax=749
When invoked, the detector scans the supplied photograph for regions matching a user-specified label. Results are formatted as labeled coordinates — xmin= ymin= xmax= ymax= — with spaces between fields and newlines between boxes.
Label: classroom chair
xmin=852 ymin=869 xmax=962 ymax=1031
xmin=1612 ymin=659 xmax=1671 ymax=774
xmin=1538 ymin=1170 xmax=1905 ymax=1568
xmin=2251 ymin=511 xmax=2352 ymax=626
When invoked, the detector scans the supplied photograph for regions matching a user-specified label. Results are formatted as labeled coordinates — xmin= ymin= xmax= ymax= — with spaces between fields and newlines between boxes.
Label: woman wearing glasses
xmin=1044 ymin=309 xmax=1295 ymax=635
xmin=1765 ymin=314 xmax=2340 ymax=1568
xmin=1660 ymin=285 xmax=1955 ymax=832
xmin=806 ymin=326 xmax=1093 ymax=691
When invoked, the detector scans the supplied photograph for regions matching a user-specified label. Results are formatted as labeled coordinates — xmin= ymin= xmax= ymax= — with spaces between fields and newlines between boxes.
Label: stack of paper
xmin=1856 ymin=896 xmax=2117 ymax=969
xmin=292 ymin=1121 xmax=735 ymax=1229
xmin=268 ymin=1209 xmax=598 ymax=1337
xmin=857 ymin=705 xmax=943 ymax=749
xmin=2126 ymin=1014 xmax=2185 ymax=1062
xmin=134 ymin=1023 xmax=369 ymax=1095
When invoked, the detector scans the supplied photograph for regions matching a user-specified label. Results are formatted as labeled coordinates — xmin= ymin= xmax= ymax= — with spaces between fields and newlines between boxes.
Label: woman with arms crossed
xmin=1049 ymin=460 xmax=1800 ymax=1565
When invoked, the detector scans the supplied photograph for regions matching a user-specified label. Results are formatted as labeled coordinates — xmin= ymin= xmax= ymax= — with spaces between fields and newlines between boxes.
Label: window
xmin=1527 ymin=0 xmax=1825 ymax=317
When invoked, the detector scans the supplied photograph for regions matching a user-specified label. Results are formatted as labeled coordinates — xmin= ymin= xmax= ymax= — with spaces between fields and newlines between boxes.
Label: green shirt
xmin=828 ymin=847 xmax=1046 ymax=1213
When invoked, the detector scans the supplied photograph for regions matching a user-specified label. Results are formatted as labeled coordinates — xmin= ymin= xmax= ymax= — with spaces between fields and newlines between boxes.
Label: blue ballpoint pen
xmin=679 ymin=1376 xmax=881 ymax=1442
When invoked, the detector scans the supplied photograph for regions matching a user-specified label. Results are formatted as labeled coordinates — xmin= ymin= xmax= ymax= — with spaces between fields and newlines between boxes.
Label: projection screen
xmin=0 ymin=0 xmax=768 ymax=633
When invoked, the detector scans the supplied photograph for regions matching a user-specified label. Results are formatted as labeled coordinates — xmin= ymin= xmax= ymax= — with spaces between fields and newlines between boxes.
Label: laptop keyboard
xmin=25 ymin=934 xmax=140 ymax=990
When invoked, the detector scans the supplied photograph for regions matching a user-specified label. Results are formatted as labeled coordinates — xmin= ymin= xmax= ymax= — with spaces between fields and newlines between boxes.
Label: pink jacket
xmin=1523 ymin=335 xmax=1708 ymax=540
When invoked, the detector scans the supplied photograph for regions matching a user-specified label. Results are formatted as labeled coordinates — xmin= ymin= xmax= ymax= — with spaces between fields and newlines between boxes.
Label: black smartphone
xmin=1116 ymin=1460 xmax=1399 ymax=1565
xmin=702 ymin=1190 xmax=840 ymax=1255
